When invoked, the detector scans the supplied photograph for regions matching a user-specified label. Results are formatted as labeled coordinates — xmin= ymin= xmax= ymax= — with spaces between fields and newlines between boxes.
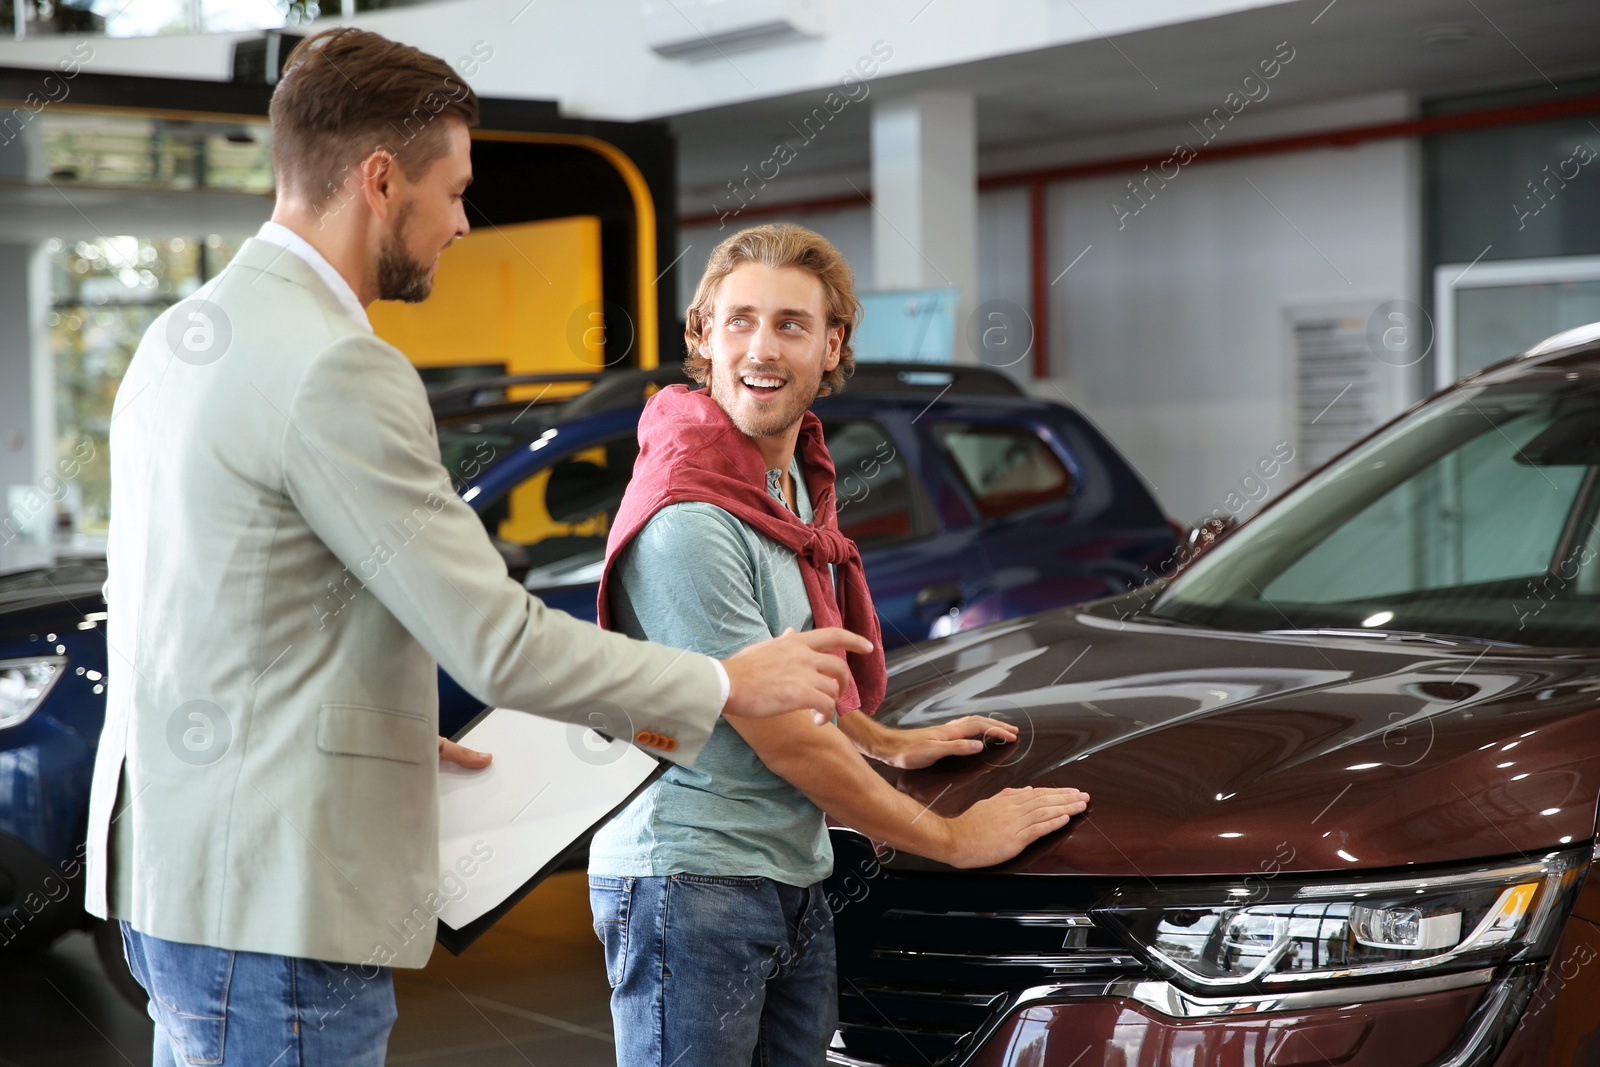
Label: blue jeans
xmin=589 ymin=874 xmax=837 ymax=1067
xmin=119 ymin=922 xmax=396 ymax=1066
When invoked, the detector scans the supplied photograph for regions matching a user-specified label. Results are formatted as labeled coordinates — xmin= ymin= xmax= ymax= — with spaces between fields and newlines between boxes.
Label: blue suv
xmin=0 ymin=362 xmax=1175 ymax=992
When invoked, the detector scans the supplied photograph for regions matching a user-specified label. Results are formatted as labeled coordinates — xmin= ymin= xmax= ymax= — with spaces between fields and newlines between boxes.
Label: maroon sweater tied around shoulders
xmin=596 ymin=384 xmax=886 ymax=716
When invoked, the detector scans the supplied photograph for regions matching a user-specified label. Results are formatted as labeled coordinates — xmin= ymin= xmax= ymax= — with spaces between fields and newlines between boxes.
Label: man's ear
xmin=358 ymin=148 xmax=400 ymax=221
xmin=824 ymin=324 xmax=844 ymax=371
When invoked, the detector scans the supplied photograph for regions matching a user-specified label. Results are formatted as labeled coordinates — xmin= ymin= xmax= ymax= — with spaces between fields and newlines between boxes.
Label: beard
xmin=708 ymin=359 xmax=825 ymax=441
xmin=375 ymin=204 xmax=435 ymax=303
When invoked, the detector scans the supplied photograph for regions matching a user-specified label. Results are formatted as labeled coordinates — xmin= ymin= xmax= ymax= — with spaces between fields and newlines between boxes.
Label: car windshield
xmin=1149 ymin=376 xmax=1600 ymax=649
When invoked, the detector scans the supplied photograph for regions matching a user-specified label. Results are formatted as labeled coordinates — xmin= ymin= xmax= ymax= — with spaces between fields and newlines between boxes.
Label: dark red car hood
xmin=868 ymin=602 xmax=1600 ymax=877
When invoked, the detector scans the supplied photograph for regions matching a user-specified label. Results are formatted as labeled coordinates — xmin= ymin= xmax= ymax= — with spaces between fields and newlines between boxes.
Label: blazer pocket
xmin=317 ymin=703 xmax=432 ymax=764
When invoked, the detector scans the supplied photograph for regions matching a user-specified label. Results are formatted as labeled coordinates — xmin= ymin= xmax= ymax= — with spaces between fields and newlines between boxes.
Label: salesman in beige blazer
xmin=84 ymin=27 xmax=869 ymax=1066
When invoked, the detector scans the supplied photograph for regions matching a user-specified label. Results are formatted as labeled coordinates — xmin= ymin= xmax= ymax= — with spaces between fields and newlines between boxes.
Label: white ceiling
xmin=670 ymin=0 xmax=1600 ymax=211
xmin=1 ymin=0 xmax=1596 ymax=241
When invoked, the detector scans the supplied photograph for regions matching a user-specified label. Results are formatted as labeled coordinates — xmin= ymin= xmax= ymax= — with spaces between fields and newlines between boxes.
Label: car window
xmin=821 ymin=419 xmax=920 ymax=546
xmin=474 ymin=419 xmax=923 ymax=582
xmin=477 ymin=433 xmax=640 ymax=589
xmin=931 ymin=422 xmax=1075 ymax=518
xmin=1579 ymin=511 xmax=1600 ymax=598
xmin=1264 ymin=426 xmax=1588 ymax=602
xmin=1152 ymin=380 xmax=1600 ymax=647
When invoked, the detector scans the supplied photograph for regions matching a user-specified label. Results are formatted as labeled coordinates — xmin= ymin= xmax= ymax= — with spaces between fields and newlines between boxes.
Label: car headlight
xmin=1092 ymin=848 xmax=1587 ymax=993
xmin=0 ymin=656 xmax=66 ymax=729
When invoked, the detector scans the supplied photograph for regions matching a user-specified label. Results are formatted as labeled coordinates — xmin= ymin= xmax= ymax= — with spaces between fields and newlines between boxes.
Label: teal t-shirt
xmin=588 ymin=461 xmax=833 ymax=887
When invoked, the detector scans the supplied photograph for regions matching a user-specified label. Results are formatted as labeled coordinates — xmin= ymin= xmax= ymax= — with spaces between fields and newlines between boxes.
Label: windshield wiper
xmin=1260 ymin=628 xmax=1528 ymax=649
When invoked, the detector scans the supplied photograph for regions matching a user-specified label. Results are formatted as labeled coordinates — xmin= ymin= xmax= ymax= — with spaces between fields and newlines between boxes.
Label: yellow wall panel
xmin=370 ymin=215 xmax=604 ymax=377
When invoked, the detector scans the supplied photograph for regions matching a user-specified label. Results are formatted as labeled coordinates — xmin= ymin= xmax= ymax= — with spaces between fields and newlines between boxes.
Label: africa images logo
xmin=166 ymin=299 xmax=234 ymax=367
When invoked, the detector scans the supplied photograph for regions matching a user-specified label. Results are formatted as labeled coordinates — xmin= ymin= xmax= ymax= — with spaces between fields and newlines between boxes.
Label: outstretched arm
xmin=729 ymin=711 xmax=1087 ymax=869
xmin=611 ymin=503 xmax=1086 ymax=867
xmin=284 ymin=341 xmax=855 ymax=772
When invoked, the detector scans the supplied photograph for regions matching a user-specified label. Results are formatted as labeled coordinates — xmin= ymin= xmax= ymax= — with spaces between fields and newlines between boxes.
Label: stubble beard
xmin=375 ymin=202 xmax=435 ymax=303
xmin=708 ymin=360 xmax=824 ymax=441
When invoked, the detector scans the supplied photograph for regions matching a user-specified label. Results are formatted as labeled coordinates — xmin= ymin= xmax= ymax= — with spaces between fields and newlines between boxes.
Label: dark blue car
xmin=0 ymin=362 xmax=1175 ymax=989
xmin=428 ymin=363 xmax=1176 ymax=734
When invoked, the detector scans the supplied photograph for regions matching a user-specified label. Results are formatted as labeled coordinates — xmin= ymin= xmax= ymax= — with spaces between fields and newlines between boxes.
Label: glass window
xmin=6 ymin=0 xmax=103 ymax=35
xmin=932 ymin=422 xmax=1074 ymax=518
xmin=50 ymin=234 xmax=249 ymax=536
xmin=198 ymin=0 xmax=299 ymax=32
xmin=1425 ymin=79 xmax=1600 ymax=270
xmin=5 ymin=0 xmax=425 ymax=39
xmin=1450 ymin=276 xmax=1600 ymax=381
xmin=1423 ymin=79 xmax=1600 ymax=383
xmin=1152 ymin=380 xmax=1600 ymax=648
xmin=822 ymin=418 xmax=919 ymax=546
xmin=41 ymin=113 xmax=275 ymax=194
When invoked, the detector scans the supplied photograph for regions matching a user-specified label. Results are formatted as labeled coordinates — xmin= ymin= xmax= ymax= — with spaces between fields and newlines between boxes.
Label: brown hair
xmin=269 ymin=28 xmax=479 ymax=209
xmin=684 ymin=224 xmax=859 ymax=397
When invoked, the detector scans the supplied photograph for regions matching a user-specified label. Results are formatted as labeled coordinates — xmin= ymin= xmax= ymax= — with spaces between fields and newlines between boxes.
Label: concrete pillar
xmin=0 ymin=119 xmax=56 ymax=548
xmin=870 ymin=90 xmax=978 ymax=361
xmin=0 ymin=244 xmax=54 ymax=534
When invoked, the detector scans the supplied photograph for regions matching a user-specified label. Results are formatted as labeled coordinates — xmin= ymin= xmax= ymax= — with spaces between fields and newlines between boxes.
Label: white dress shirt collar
xmin=254 ymin=221 xmax=372 ymax=333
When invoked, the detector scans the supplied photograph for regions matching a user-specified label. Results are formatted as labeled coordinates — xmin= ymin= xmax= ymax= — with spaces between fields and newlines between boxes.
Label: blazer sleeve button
xmin=634 ymin=730 xmax=678 ymax=752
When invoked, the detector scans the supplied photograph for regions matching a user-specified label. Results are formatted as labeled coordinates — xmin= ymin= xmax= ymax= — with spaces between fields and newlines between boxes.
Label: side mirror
xmin=1173 ymin=515 xmax=1237 ymax=572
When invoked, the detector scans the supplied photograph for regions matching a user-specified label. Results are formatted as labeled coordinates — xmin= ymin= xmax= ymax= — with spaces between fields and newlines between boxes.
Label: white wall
xmin=677 ymin=202 xmax=875 ymax=323
xmin=0 ymin=243 xmax=54 ymax=513
xmin=0 ymin=30 xmax=244 ymax=82
xmin=675 ymin=94 xmax=1420 ymax=531
xmin=1030 ymin=96 xmax=1421 ymax=525
xmin=975 ymin=185 xmax=1033 ymax=385
xmin=681 ymin=107 xmax=1421 ymax=530
xmin=0 ymin=120 xmax=52 ymax=516
xmin=676 ymin=191 xmax=1022 ymax=365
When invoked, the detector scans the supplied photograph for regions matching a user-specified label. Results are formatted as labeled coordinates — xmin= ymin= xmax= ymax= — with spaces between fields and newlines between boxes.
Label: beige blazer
xmin=84 ymin=239 xmax=721 ymax=968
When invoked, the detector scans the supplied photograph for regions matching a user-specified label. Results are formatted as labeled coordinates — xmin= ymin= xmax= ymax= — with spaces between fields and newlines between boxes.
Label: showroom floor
xmin=0 ymin=872 xmax=618 ymax=1066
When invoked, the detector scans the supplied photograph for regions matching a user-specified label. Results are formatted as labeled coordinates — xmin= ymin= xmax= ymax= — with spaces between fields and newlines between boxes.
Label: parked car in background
xmin=824 ymin=326 xmax=1600 ymax=1065
xmin=0 ymin=557 xmax=132 ymax=998
xmin=0 ymin=362 xmax=1177 ymax=993
xmin=429 ymin=362 xmax=1177 ymax=735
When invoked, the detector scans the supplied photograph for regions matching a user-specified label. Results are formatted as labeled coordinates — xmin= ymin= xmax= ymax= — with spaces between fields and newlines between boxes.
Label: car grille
xmin=827 ymin=834 xmax=1144 ymax=1066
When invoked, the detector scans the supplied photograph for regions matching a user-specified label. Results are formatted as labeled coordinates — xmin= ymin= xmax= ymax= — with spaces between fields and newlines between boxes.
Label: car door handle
xmin=914 ymin=582 xmax=965 ymax=618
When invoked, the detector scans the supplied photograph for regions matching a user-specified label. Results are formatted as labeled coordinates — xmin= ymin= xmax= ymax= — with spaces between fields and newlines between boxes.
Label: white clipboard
xmin=435 ymin=706 xmax=664 ymax=953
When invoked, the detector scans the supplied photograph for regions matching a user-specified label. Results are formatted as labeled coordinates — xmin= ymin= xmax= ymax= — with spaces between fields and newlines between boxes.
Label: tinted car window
xmin=1581 ymin=516 xmax=1600 ymax=598
xmin=822 ymin=419 xmax=919 ymax=546
xmin=1153 ymin=379 xmax=1600 ymax=647
xmin=1265 ymin=422 xmax=1587 ymax=601
xmin=932 ymin=422 xmax=1075 ymax=518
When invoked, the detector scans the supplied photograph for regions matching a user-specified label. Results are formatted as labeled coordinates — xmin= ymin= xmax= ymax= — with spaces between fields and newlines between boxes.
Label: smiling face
xmin=703 ymin=262 xmax=843 ymax=444
xmin=374 ymin=119 xmax=473 ymax=302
